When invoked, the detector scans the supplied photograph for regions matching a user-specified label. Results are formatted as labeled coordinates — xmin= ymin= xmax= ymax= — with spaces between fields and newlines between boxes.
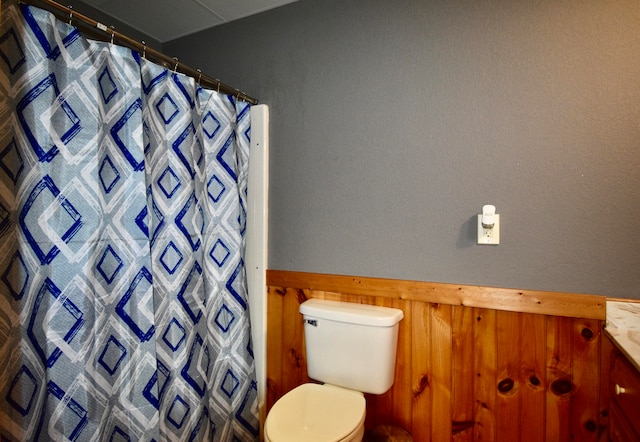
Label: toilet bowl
xmin=264 ymin=383 xmax=366 ymax=442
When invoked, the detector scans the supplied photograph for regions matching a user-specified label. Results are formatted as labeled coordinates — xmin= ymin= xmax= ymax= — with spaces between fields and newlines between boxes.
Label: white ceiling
xmin=81 ymin=0 xmax=299 ymax=43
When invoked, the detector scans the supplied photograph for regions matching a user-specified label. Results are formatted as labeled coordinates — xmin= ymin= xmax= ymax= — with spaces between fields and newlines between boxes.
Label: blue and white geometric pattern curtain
xmin=0 ymin=2 xmax=259 ymax=440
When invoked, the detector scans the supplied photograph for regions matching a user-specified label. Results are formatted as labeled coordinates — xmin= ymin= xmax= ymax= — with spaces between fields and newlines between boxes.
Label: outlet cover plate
xmin=477 ymin=214 xmax=500 ymax=245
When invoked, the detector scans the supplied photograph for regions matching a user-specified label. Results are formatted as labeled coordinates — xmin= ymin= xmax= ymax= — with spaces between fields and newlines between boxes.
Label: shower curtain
xmin=0 ymin=2 xmax=259 ymax=441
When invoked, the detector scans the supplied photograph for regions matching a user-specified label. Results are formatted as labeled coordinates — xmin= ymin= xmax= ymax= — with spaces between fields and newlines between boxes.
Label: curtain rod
xmin=16 ymin=0 xmax=259 ymax=105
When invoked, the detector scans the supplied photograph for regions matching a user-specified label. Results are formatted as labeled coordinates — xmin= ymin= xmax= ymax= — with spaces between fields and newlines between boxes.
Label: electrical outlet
xmin=477 ymin=214 xmax=500 ymax=245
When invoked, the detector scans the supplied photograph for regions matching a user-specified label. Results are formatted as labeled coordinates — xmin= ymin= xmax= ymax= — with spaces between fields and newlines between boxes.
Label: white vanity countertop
xmin=606 ymin=300 xmax=640 ymax=372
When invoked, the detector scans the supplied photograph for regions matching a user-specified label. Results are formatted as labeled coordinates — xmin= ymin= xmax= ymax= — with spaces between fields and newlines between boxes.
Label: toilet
xmin=264 ymin=298 xmax=404 ymax=442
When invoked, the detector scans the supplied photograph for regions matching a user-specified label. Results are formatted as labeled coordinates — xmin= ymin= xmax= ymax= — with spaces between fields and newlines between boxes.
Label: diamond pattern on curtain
xmin=0 ymin=2 xmax=258 ymax=440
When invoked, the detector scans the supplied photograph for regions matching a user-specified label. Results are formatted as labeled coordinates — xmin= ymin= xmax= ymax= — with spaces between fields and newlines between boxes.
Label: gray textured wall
xmin=70 ymin=0 xmax=162 ymax=49
xmin=165 ymin=0 xmax=640 ymax=299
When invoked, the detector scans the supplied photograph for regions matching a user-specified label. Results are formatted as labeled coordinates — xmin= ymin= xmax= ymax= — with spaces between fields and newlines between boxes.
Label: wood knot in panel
xmin=295 ymin=289 xmax=307 ymax=304
xmin=584 ymin=419 xmax=597 ymax=433
xmin=452 ymin=420 xmax=475 ymax=435
xmin=550 ymin=378 xmax=573 ymax=396
xmin=529 ymin=375 xmax=541 ymax=387
xmin=581 ymin=327 xmax=594 ymax=340
xmin=497 ymin=378 xmax=515 ymax=394
xmin=413 ymin=374 xmax=430 ymax=397
xmin=288 ymin=348 xmax=303 ymax=368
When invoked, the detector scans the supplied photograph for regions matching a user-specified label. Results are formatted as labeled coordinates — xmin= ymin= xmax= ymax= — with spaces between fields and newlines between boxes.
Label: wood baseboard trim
xmin=266 ymin=270 xmax=606 ymax=320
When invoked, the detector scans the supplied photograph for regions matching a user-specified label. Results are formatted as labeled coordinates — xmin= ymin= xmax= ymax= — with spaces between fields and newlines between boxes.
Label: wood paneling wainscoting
xmin=266 ymin=270 xmax=607 ymax=442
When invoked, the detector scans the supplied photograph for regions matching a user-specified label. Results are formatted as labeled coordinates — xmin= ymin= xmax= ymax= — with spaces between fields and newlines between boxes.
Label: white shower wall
xmin=246 ymin=104 xmax=269 ymax=425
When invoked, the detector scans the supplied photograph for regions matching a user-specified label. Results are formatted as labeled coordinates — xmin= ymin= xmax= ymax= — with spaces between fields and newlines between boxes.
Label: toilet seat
xmin=264 ymin=383 xmax=366 ymax=442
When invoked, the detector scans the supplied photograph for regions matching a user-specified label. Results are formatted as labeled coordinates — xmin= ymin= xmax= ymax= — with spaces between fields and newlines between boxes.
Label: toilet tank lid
xmin=300 ymin=299 xmax=404 ymax=327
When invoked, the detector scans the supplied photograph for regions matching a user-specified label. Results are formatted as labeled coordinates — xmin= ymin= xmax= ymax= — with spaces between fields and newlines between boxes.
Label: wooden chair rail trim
xmin=266 ymin=270 xmax=606 ymax=320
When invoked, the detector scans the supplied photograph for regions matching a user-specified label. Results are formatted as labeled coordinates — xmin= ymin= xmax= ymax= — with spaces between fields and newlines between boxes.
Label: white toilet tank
xmin=300 ymin=299 xmax=404 ymax=395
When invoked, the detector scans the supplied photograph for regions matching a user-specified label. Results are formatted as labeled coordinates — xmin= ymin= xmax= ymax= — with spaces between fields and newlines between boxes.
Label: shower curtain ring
xmin=216 ymin=80 xmax=220 ymax=93
xmin=109 ymin=26 xmax=115 ymax=44
xmin=173 ymin=57 xmax=179 ymax=72
xmin=141 ymin=41 xmax=146 ymax=59
xmin=67 ymin=5 xmax=73 ymax=24
xmin=196 ymin=69 xmax=202 ymax=85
